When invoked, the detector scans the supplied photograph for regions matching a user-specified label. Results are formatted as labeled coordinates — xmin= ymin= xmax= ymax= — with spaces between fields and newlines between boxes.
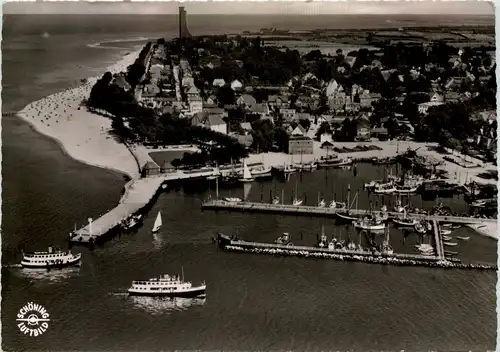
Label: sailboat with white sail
xmin=238 ymin=161 xmax=254 ymax=183
xmin=152 ymin=211 xmax=162 ymax=234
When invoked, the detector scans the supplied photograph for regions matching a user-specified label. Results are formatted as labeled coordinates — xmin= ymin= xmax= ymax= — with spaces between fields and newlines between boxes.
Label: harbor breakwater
xmin=222 ymin=245 xmax=497 ymax=271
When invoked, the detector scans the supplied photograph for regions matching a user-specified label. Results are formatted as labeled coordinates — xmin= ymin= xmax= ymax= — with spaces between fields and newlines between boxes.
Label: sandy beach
xmin=17 ymin=50 xmax=142 ymax=179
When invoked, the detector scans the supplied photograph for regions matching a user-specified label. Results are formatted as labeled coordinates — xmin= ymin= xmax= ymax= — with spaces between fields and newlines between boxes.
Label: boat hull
xmin=238 ymin=178 xmax=254 ymax=183
xmin=336 ymin=212 xmax=359 ymax=222
xmin=128 ymin=286 xmax=206 ymax=298
xmin=392 ymin=218 xmax=417 ymax=227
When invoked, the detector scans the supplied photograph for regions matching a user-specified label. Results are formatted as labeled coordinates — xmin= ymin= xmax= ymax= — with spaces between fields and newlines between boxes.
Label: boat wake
xmin=111 ymin=293 xmax=206 ymax=315
xmin=14 ymin=266 xmax=81 ymax=281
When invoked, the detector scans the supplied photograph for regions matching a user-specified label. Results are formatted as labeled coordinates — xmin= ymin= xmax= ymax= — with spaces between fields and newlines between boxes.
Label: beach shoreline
xmin=16 ymin=50 xmax=142 ymax=180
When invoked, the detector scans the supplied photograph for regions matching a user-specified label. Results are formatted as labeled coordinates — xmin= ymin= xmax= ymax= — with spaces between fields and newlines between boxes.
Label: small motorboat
xmin=275 ymin=232 xmax=293 ymax=245
xmin=223 ymin=197 xmax=242 ymax=202
xmin=271 ymin=196 xmax=280 ymax=205
xmin=442 ymin=235 xmax=452 ymax=241
xmin=440 ymin=229 xmax=452 ymax=235
xmin=443 ymin=242 xmax=458 ymax=247
xmin=457 ymin=236 xmax=470 ymax=241
xmin=292 ymin=198 xmax=303 ymax=206
xmin=318 ymin=199 xmax=326 ymax=208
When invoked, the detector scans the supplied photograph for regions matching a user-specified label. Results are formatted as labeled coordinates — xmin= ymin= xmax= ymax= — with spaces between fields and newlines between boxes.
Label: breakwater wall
xmin=222 ymin=245 xmax=497 ymax=271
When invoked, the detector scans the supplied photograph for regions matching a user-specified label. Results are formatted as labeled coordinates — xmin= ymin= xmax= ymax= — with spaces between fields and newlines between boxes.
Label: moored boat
xmin=394 ymin=185 xmax=418 ymax=194
xmin=21 ymin=246 xmax=81 ymax=269
xmin=353 ymin=217 xmax=385 ymax=231
xmin=442 ymin=235 xmax=452 ymax=241
xmin=128 ymin=273 xmax=206 ymax=298
xmin=275 ymin=232 xmax=293 ymax=245
xmin=223 ymin=197 xmax=242 ymax=202
xmin=374 ymin=183 xmax=396 ymax=194
xmin=444 ymin=242 xmax=458 ymax=247
xmin=414 ymin=221 xmax=428 ymax=234
xmin=457 ymin=236 xmax=470 ymax=241
xmin=440 ymin=228 xmax=452 ymax=235
xmin=317 ymin=199 xmax=326 ymax=208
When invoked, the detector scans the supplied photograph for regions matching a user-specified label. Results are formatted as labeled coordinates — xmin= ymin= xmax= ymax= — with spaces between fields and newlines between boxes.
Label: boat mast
xmin=181 ymin=266 xmax=184 ymax=282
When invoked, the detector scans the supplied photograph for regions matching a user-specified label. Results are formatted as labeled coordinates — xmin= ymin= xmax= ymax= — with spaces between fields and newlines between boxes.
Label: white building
xmin=231 ymin=79 xmax=243 ymax=90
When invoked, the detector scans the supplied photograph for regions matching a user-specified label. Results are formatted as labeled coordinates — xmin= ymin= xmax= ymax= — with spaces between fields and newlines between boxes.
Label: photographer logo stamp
xmin=16 ymin=302 xmax=50 ymax=336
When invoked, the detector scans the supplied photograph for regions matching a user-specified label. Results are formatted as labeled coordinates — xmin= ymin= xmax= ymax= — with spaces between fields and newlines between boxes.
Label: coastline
xmin=16 ymin=50 xmax=142 ymax=180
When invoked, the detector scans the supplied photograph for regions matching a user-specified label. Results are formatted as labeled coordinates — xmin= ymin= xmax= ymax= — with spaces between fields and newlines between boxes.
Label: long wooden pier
xmin=202 ymin=200 xmax=496 ymax=225
xmin=432 ymin=220 xmax=445 ymax=260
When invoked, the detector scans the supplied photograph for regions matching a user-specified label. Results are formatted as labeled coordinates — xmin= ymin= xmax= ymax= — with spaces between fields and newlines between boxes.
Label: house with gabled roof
xmin=236 ymin=94 xmax=257 ymax=108
xmin=191 ymin=111 xmax=227 ymax=135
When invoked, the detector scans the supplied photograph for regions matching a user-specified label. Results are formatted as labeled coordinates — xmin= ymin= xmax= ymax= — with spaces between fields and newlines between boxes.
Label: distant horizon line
xmin=4 ymin=13 xmax=495 ymax=16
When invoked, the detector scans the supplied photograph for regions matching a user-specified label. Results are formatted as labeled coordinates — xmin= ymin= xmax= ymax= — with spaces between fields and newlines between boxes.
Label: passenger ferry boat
xmin=128 ymin=273 xmax=206 ymax=298
xmin=21 ymin=246 xmax=81 ymax=269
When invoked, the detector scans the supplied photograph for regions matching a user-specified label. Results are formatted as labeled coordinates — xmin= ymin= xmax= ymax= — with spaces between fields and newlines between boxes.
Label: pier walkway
xmin=70 ymin=164 xmax=264 ymax=244
xmin=202 ymin=200 xmax=496 ymax=225
xmin=432 ymin=220 xmax=445 ymax=260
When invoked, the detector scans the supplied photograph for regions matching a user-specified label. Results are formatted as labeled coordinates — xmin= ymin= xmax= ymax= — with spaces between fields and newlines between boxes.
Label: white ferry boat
xmin=128 ymin=273 xmax=206 ymax=298
xmin=21 ymin=246 xmax=81 ymax=269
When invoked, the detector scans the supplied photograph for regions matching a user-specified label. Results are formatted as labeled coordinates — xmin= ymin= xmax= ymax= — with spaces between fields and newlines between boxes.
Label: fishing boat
xmin=152 ymin=211 xmax=162 ymax=234
xmin=223 ymin=197 xmax=242 ymax=202
xmin=250 ymin=165 xmax=272 ymax=178
xmin=443 ymin=242 xmax=458 ymax=247
xmin=457 ymin=236 xmax=470 ymax=241
xmin=394 ymin=185 xmax=418 ymax=194
xmin=128 ymin=271 xmax=206 ymax=298
xmin=392 ymin=208 xmax=418 ymax=227
xmin=381 ymin=225 xmax=394 ymax=255
xmin=353 ymin=217 xmax=385 ymax=231
xmin=373 ymin=182 xmax=396 ymax=194
xmin=275 ymin=232 xmax=293 ymax=245
xmin=317 ymin=154 xmax=353 ymax=168
xmin=21 ymin=246 xmax=81 ymax=269
xmin=238 ymin=161 xmax=254 ymax=183
xmin=293 ymin=161 xmax=316 ymax=172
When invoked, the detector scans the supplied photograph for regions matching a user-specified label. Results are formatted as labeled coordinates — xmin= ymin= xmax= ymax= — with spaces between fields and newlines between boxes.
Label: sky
xmin=3 ymin=0 xmax=495 ymax=15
